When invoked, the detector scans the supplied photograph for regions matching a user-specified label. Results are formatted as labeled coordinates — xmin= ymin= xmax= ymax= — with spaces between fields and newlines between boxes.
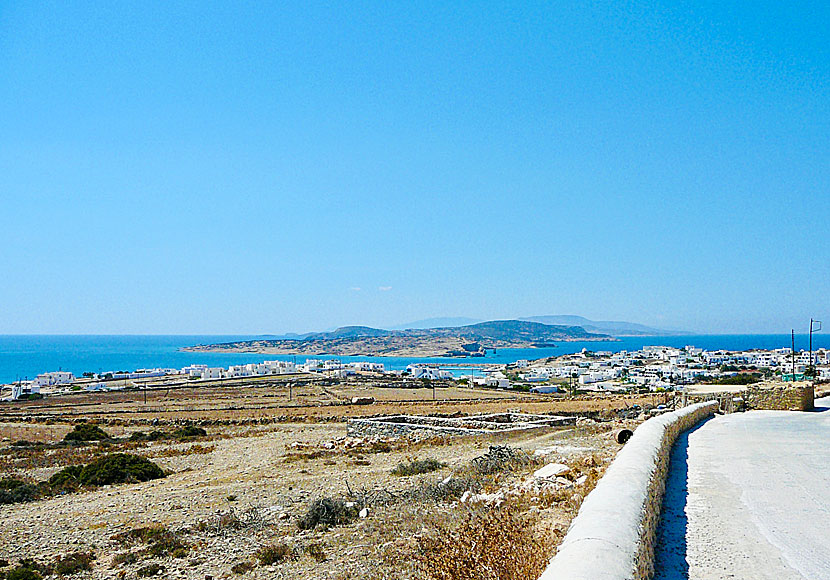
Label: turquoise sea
xmin=1 ymin=334 xmax=828 ymax=384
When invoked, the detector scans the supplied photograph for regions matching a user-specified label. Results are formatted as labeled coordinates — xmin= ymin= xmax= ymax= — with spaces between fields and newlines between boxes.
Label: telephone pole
xmin=809 ymin=319 xmax=822 ymax=377
xmin=791 ymin=330 xmax=796 ymax=379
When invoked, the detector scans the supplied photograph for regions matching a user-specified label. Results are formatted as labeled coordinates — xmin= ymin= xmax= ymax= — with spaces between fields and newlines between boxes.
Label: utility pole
xmin=791 ymin=329 xmax=796 ymax=379
xmin=809 ymin=319 xmax=822 ymax=377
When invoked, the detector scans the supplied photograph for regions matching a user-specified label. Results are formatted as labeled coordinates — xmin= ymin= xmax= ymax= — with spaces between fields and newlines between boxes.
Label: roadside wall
xmin=539 ymin=400 xmax=717 ymax=580
xmin=744 ymin=384 xmax=813 ymax=411
xmin=683 ymin=382 xmax=814 ymax=412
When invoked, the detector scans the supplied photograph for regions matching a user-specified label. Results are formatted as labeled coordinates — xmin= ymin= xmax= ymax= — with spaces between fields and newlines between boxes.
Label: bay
xmin=1 ymin=334 xmax=828 ymax=384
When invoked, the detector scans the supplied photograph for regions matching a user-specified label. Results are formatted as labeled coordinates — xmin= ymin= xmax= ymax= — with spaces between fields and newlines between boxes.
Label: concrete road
xmin=654 ymin=397 xmax=830 ymax=580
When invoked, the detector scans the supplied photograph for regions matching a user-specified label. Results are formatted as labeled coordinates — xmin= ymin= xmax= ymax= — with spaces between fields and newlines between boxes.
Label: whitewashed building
xmin=33 ymin=371 xmax=74 ymax=386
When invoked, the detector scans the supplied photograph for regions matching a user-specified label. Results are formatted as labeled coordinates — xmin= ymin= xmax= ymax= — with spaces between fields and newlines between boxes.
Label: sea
xmin=1 ymin=334 xmax=829 ymax=385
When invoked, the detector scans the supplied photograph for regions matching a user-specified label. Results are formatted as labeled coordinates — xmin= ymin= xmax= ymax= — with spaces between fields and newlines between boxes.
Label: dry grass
xmin=414 ymin=505 xmax=554 ymax=580
xmin=150 ymin=443 xmax=215 ymax=458
xmin=255 ymin=543 xmax=293 ymax=565
xmin=391 ymin=458 xmax=444 ymax=476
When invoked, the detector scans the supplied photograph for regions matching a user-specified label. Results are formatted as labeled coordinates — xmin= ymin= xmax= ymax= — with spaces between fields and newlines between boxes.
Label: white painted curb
xmin=539 ymin=401 xmax=718 ymax=580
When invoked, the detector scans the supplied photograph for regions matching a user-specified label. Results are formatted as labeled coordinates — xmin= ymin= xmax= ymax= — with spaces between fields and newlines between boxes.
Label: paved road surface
xmin=654 ymin=397 xmax=830 ymax=579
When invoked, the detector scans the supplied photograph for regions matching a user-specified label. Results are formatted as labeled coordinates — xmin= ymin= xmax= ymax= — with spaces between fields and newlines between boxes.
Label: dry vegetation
xmin=0 ymin=384 xmax=644 ymax=579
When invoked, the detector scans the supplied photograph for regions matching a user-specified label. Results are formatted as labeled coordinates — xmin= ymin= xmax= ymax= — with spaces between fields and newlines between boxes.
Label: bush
xmin=53 ymin=552 xmax=93 ymax=576
xmin=297 ymin=497 xmax=359 ymax=530
xmin=230 ymin=562 xmax=254 ymax=574
xmin=302 ymin=542 xmax=327 ymax=562
xmin=137 ymin=564 xmax=164 ymax=577
xmin=471 ymin=445 xmax=531 ymax=475
xmin=0 ymin=479 xmax=39 ymax=505
xmin=113 ymin=525 xmax=188 ymax=558
xmin=147 ymin=431 xmax=166 ymax=441
xmin=49 ymin=454 xmax=165 ymax=489
xmin=4 ymin=568 xmax=42 ymax=580
xmin=415 ymin=506 xmax=552 ymax=580
xmin=111 ymin=552 xmax=138 ymax=567
xmin=408 ymin=475 xmax=482 ymax=504
xmin=63 ymin=423 xmax=110 ymax=442
xmin=391 ymin=458 xmax=444 ymax=477
xmin=173 ymin=426 xmax=206 ymax=439
xmin=255 ymin=543 xmax=293 ymax=565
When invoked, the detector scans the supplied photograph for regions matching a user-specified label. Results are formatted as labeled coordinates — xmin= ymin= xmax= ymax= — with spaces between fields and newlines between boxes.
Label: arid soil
xmin=0 ymin=386 xmax=650 ymax=579
xmin=0 ymin=382 xmax=666 ymax=423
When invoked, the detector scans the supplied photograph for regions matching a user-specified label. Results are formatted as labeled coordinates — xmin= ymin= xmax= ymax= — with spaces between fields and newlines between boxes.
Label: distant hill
xmin=519 ymin=315 xmax=689 ymax=336
xmin=303 ymin=326 xmax=391 ymax=340
xmin=439 ymin=320 xmax=601 ymax=343
xmin=388 ymin=317 xmax=482 ymax=330
xmin=183 ymin=319 xmax=613 ymax=357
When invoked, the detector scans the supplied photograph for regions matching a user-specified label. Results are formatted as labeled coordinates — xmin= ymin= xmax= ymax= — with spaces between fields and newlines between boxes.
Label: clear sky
xmin=1 ymin=1 xmax=828 ymax=335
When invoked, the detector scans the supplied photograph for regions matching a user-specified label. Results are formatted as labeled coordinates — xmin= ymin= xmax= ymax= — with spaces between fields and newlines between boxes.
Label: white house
xmin=33 ymin=371 xmax=74 ymax=386
xmin=484 ymin=375 xmax=510 ymax=389
xmin=407 ymin=365 xmax=452 ymax=380
xmin=347 ymin=361 xmax=385 ymax=373
xmin=201 ymin=368 xmax=224 ymax=380
xmin=10 ymin=382 xmax=40 ymax=400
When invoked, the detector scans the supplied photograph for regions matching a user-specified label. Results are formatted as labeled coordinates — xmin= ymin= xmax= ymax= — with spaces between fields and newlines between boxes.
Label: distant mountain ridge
xmin=389 ymin=317 xmax=482 ymax=330
xmin=184 ymin=319 xmax=614 ymax=357
xmin=519 ymin=315 xmax=689 ymax=336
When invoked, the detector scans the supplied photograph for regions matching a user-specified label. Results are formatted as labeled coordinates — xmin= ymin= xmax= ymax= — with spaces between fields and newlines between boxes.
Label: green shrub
xmin=173 ymin=426 xmax=207 ymax=439
xmin=297 ymin=497 xmax=359 ymax=530
xmin=53 ymin=552 xmax=93 ymax=576
xmin=49 ymin=454 xmax=165 ymax=489
xmin=5 ymin=567 xmax=42 ymax=580
xmin=391 ymin=458 xmax=444 ymax=477
xmin=147 ymin=431 xmax=166 ymax=441
xmin=302 ymin=542 xmax=327 ymax=562
xmin=255 ymin=543 xmax=292 ymax=565
xmin=137 ymin=563 xmax=164 ymax=577
xmin=129 ymin=431 xmax=147 ymax=441
xmin=63 ymin=423 xmax=110 ymax=442
xmin=0 ymin=479 xmax=39 ymax=505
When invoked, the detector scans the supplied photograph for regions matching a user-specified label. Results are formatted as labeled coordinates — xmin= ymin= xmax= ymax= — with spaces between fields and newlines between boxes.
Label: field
xmin=0 ymin=383 xmax=660 ymax=579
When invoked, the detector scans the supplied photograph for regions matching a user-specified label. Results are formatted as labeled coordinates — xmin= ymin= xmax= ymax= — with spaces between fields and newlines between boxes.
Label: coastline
xmin=180 ymin=337 xmax=620 ymax=358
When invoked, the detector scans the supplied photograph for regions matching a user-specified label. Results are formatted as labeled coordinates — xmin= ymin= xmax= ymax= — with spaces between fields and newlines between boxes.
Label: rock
xmin=533 ymin=463 xmax=570 ymax=480
xmin=359 ymin=507 xmax=369 ymax=518
xmin=351 ymin=397 xmax=375 ymax=405
xmin=460 ymin=490 xmax=472 ymax=503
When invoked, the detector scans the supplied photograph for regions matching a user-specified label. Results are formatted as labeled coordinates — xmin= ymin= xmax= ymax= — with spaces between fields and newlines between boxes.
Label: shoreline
xmin=180 ymin=337 xmax=620 ymax=358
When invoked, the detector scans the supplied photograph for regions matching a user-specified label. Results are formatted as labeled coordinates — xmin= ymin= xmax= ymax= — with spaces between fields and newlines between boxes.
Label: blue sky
xmin=1 ymin=1 xmax=828 ymax=334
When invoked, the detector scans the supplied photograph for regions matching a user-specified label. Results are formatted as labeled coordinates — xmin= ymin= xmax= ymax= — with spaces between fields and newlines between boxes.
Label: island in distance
xmin=183 ymin=319 xmax=618 ymax=357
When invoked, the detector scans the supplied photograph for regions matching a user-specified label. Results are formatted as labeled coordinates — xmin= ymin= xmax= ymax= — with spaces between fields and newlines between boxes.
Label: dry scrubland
xmin=0 ymin=383 xmax=656 ymax=580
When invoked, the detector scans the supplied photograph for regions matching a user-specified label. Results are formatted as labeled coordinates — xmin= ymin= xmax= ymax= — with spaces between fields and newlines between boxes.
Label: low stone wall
xmin=539 ymin=400 xmax=717 ymax=580
xmin=347 ymin=413 xmax=575 ymax=440
xmin=744 ymin=384 xmax=813 ymax=411
xmin=683 ymin=382 xmax=814 ymax=412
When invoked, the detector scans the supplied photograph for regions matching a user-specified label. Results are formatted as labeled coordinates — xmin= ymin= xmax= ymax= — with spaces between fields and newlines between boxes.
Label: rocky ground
xmin=0 ymin=390 xmax=645 ymax=580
